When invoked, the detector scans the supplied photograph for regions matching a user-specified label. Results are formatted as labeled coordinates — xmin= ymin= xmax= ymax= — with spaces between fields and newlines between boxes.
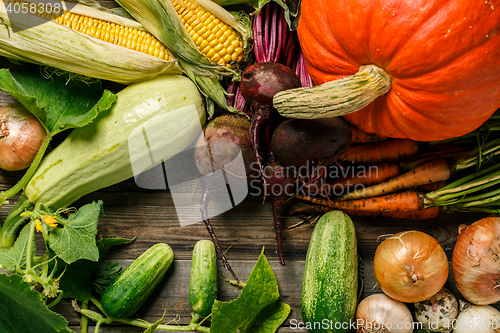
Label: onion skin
xmin=453 ymin=302 xmax=500 ymax=333
xmin=452 ymin=216 xmax=500 ymax=305
xmin=373 ymin=230 xmax=449 ymax=303
xmin=355 ymin=293 xmax=413 ymax=333
xmin=0 ymin=103 xmax=46 ymax=171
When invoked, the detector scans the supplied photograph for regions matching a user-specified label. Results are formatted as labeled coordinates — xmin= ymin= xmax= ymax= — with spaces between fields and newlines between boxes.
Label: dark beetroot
xmin=194 ymin=113 xmax=256 ymax=281
xmin=195 ymin=113 xmax=256 ymax=177
xmin=271 ymin=118 xmax=352 ymax=171
xmin=240 ymin=62 xmax=302 ymax=176
xmin=239 ymin=62 xmax=302 ymax=266
xmin=240 ymin=62 xmax=301 ymax=106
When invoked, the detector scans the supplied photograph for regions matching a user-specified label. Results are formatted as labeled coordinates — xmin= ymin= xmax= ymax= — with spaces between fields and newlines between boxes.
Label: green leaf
xmin=0 ymin=273 xmax=70 ymax=333
xmin=98 ymin=236 xmax=135 ymax=249
xmin=91 ymin=261 xmax=122 ymax=296
xmin=143 ymin=312 xmax=166 ymax=333
xmin=48 ymin=201 xmax=103 ymax=264
xmin=57 ymin=258 xmax=98 ymax=301
xmin=0 ymin=64 xmax=116 ymax=135
xmin=0 ymin=223 xmax=35 ymax=272
xmin=56 ymin=235 xmax=133 ymax=301
xmin=240 ymin=302 xmax=291 ymax=333
xmin=210 ymin=250 xmax=288 ymax=333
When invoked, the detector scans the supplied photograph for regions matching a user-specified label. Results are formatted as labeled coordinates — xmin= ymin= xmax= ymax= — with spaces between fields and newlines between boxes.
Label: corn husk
xmin=115 ymin=0 xmax=252 ymax=77
xmin=0 ymin=0 xmax=182 ymax=84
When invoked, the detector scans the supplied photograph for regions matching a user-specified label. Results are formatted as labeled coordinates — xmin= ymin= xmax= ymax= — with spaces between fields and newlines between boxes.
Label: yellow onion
xmin=452 ymin=216 xmax=500 ymax=305
xmin=0 ymin=103 xmax=46 ymax=171
xmin=373 ymin=230 xmax=449 ymax=303
xmin=355 ymin=293 xmax=414 ymax=333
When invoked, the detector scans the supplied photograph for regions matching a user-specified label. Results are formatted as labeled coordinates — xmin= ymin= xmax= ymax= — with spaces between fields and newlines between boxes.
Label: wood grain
xmin=0 ymin=10 xmax=495 ymax=333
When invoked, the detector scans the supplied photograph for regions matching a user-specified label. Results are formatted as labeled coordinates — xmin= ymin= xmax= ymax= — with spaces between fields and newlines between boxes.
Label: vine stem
xmin=88 ymin=297 xmax=210 ymax=332
xmin=25 ymin=220 xmax=36 ymax=271
xmin=0 ymin=134 xmax=51 ymax=205
xmin=46 ymin=291 xmax=63 ymax=308
xmin=81 ymin=301 xmax=89 ymax=333
xmin=114 ymin=318 xmax=211 ymax=332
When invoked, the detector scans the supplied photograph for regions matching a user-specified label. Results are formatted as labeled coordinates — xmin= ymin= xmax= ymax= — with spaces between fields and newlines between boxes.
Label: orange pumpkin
xmin=274 ymin=0 xmax=500 ymax=141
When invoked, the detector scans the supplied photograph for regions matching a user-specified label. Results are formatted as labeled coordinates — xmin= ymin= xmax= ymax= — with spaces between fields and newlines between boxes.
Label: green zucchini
xmin=189 ymin=240 xmax=218 ymax=318
xmin=101 ymin=243 xmax=174 ymax=319
xmin=301 ymin=210 xmax=358 ymax=333
xmin=24 ymin=74 xmax=206 ymax=209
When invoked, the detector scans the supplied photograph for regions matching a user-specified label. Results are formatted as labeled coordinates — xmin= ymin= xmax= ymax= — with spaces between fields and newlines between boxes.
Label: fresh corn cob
xmin=114 ymin=0 xmax=251 ymax=115
xmin=115 ymin=0 xmax=251 ymax=71
xmin=0 ymin=0 xmax=182 ymax=84
xmin=55 ymin=10 xmax=171 ymax=60
xmin=171 ymin=0 xmax=243 ymax=66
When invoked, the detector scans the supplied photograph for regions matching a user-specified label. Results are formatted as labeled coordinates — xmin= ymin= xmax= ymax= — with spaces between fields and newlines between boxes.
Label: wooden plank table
xmin=0 ymin=11 xmax=494 ymax=332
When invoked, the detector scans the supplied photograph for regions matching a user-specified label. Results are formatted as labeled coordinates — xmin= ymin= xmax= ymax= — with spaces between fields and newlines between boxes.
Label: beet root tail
xmin=202 ymin=217 xmax=239 ymax=282
xmin=270 ymin=194 xmax=286 ymax=265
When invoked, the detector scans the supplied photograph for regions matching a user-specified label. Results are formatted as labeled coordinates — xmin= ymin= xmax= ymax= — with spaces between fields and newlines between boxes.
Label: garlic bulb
xmin=453 ymin=301 xmax=500 ymax=333
xmin=355 ymin=293 xmax=414 ymax=333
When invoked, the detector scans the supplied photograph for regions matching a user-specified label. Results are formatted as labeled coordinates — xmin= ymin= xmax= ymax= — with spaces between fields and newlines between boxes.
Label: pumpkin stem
xmin=273 ymin=64 xmax=391 ymax=118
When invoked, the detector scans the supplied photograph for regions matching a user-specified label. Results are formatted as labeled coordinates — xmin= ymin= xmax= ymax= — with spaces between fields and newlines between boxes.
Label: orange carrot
xmin=399 ymin=149 xmax=462 ymax=171
xmin=350 ymin=123 xmax=388 ymax=143
xmin=417 ymin=180 xmax=447 ymax=192
xmin=289 ymin=205 xmax=440 ymax=219
xmin=341 ymin=207 xmax=440 ymax=219
xmin=320 ymin=162 xmax=401 ymax=195
xmin=293 ymin=191 xmax=425 ymax=212
xmin=340 ymin=139 xmax=420 ymax=164
xmin=338 ymin=158 xmax=452 ymax=200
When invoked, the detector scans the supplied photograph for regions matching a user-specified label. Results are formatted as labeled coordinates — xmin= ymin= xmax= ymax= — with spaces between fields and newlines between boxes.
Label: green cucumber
xmin=189 ymin=240 xmax=218 ymax=318
xmin=301 ymin=210 xmax=358 ymax=333
xmin=101 ymin=243 xmax=174 ymax=319
xmin=24 ymin=74 xmax=206 ymax=209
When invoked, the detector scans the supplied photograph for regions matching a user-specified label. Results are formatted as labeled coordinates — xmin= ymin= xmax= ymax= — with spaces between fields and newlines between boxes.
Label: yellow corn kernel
xmin=8 ymin=1 xmax=172 ymax=61
xmin=170 ymin=0 xmax=244 ymax=66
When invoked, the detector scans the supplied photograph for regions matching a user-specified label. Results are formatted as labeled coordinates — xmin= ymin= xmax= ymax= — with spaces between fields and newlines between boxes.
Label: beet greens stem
xmin=253 ymin=13 xmax=265 ymax=62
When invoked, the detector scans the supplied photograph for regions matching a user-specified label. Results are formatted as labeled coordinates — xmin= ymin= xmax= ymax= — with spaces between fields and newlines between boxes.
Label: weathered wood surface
xmin=0 ymin=5 xmax=495 ymax=331
xmin=0 ymin=145 xmax=491 ymax=333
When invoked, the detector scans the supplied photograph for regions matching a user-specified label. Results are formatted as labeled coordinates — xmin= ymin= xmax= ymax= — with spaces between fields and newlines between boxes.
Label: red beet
xmin=195 ymin=113 xmax=256 ymax=177
xmin=194 ymin=113 xmax=256 ymax=281
xmin=239 ymin=62 xmax=302 ymax=266
xmin=271 ymin=118 xmax=352 ymax=171
xmin=240 ymin=62 xmax=302 ymax=176
xmin=241 ymin=62 xmax=301 ymax=107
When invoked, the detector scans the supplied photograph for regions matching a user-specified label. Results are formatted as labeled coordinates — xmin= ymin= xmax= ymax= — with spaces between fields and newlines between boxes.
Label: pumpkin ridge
xmin=387 ymin=0 xmax=500 ymax=76
xmin=381 ymin=0 xmax=456 ymax=75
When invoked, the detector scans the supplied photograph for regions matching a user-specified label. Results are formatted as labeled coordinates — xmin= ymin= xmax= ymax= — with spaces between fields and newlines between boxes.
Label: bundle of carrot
xmin=291 ymin=115 xmax=500 ymax=219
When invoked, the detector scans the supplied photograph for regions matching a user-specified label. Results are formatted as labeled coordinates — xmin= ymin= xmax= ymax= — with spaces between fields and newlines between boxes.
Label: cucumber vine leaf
xmin=0 ymin=63 xmax=116 ymax=135
xmin=48 ymin=201 xmax=104 ymax=264
xmin=210 ymin=249 xmax=291 ymax=333
xmin=0 ymin=223 xmax=34 ymax=271
xmin=0 ymin=274 xmax=73 ymax=333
